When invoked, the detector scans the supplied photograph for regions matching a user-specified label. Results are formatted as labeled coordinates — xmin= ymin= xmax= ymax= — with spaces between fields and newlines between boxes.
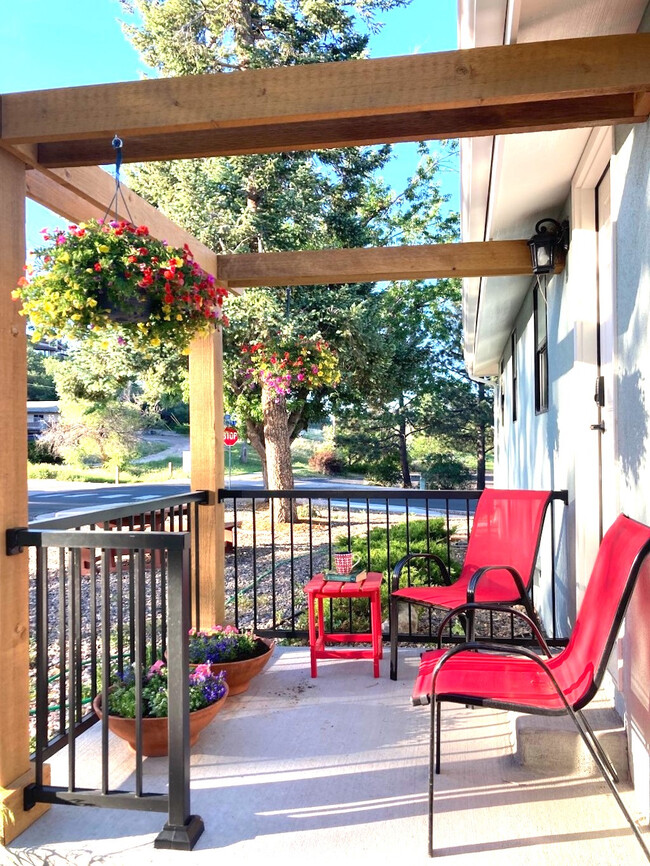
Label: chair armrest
xmin=466 ymin=564 xmax=528 ymax=604
xmin=435 ymin=601 xmax=551 ymax=656
xmin=429 ymin=641 xmax=572 ymax=715
xmin=392 ymin=552 xmax=452 ymax=593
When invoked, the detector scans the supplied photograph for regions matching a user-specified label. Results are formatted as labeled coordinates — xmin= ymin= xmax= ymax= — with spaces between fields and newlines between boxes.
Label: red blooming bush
xmin=13 ymin=219 xmax=228 ymax=356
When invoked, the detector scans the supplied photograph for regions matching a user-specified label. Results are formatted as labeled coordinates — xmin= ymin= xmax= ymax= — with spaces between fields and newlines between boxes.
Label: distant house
xmin=27 ymin=401 xmax=60 ymax=439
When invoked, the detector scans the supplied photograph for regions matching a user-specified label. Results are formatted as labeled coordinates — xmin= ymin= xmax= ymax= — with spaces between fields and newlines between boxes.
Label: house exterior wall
xmin=613 ymin=112 xmax=650 ymax=819
xmin=494 ymin=109 xmax=650 ymax=816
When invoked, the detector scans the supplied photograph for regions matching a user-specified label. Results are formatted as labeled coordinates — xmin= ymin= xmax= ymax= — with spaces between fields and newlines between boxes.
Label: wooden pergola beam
xmin=216 ymin=240 xmax=540 ymax=288
xmin=1 ymin=34 xmax=648 ymax=166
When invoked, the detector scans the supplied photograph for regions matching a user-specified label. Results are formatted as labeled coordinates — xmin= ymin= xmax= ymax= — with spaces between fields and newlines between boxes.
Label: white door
xmin=595 ymin=166 xmax=618 ymax=537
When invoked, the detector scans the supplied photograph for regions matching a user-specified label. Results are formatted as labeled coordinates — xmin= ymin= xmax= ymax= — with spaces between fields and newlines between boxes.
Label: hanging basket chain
xmin=102 ymin=135 xmax=135 ymax=225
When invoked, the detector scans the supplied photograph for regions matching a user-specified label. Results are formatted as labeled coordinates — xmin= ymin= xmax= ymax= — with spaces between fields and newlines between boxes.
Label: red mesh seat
xmin=414 ymin=513 xmax=650 ymax=860
xmin=390 ymin=489 xmax=557 ymax=679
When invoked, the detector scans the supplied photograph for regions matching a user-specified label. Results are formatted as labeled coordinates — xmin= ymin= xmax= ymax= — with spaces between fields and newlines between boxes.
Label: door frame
xmin=570 ymin=126 xmax=616 ymax=605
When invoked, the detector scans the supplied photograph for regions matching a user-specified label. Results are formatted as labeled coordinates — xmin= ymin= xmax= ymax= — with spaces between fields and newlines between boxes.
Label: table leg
xmin=371 ymin=590 xmax=381 ymax=677
xmin=307 ymin=591 xmax=317 ymax=678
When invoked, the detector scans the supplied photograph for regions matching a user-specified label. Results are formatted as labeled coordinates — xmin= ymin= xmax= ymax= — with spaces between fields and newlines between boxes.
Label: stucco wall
xmin=613 ymin=114 xmax=650 ymax=819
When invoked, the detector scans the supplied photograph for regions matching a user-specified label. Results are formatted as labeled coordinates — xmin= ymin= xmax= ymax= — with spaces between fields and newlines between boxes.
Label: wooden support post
xmin=189 ymin=326 xmax=225 ymax=628
xmin=0 ymin=150 xmax=49 ymax=844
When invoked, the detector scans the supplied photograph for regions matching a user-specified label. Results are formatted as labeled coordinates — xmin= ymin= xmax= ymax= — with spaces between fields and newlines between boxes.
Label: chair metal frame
xmin=390 ymin=489 xmax=567 ymax=680
xmin=415 ymin=514 xmax=650 ymax=860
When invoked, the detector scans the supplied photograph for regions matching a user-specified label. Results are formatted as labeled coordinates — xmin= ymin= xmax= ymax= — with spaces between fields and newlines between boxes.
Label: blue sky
xmin=3 ymin=0 xmax=458 ymax=250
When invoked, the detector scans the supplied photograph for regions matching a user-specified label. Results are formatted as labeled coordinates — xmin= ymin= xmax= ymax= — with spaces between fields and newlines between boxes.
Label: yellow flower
xmin=173 ymin=257 xmax=183 ymax=267
xmin=176 ymin=314 xmax=183 ymax=321
xmin=59 ymin=252 xmax=70 ymax=263
xmin=11 ymin=289 xmax=20 ymax=299
xmin=150 ymin=337 xmax=161 ymax=347
xmin=71 ymin=314 xmax=82 ymax=321
xmin=87 ymin=298 xmax=98 ymax=308
xmin=181 ymin=347 xmax=190 ymax=356
xmin=31 ymin=332 xmax=42 ymax=342
xmin=98 ymin=244 xmax=110 ymax=253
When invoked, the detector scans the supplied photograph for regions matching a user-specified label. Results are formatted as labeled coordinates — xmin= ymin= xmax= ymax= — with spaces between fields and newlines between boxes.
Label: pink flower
xmin=148 ymin=659 xmax=166 ymax=677
xmin=297 ymin=373 xmax=305 ymax=381
xmin=192 ymin=663 xmax=212 ymax=679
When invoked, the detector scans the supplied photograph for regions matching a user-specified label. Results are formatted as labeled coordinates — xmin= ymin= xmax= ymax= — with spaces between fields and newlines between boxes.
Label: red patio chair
xmin=412 ymin=513 xmax=650 ymax=860
xmin=390 ymin=488 xmax=563 ymax=680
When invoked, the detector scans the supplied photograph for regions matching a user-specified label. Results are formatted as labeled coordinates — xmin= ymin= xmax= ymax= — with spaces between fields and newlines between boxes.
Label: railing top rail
xmin=27 ymin=490 xmax=209 ymax=531
xmin=219 ymin=487 xmax=484 ymax=502
xmin=219 ymin=487 xmax=568 ymax=503
xmin=8 ymin=528 xmax=191 ymax=554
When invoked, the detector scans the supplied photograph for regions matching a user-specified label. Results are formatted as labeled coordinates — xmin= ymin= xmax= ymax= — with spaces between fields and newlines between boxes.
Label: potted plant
xmin=13 ymin=219 xmax=228 ymax=356
xmin=92 ymin=659 xmax=229 ymax=757
xmin=188 ymin=625 xmax=275 ymax=695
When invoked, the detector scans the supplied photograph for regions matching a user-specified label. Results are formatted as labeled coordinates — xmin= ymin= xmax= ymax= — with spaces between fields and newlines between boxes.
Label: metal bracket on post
xmin=6 ymin=527 xmax=28 ymax=556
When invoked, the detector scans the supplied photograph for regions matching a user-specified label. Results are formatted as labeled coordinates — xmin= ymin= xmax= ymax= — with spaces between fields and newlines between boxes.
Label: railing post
xmin=154 ymin=539 xmax=204 ymax=850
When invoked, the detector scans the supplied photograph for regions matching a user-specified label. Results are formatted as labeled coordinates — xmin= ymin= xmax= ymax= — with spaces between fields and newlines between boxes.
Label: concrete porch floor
xmin=3 ymin=647 xmax=649 ymax=866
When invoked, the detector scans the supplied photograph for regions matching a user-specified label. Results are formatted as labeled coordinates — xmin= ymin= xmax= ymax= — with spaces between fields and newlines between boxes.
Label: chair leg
xmin=435 ymin=699 xmax=442 ymax=774
xmin=576 ymin=709 xmax=619 ymax=783
xmin=389 ymin=595 xmax=399 ymax=681
xmin=428 ymin=696 xmax=438 ymax=857
xmin=566 ymin=703 xmax=650 ymax=862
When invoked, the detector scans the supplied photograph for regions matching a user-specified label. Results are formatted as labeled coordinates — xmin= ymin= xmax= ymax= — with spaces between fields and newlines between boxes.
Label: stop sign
xmin=224 ymin=426 xmax=239 ymax=447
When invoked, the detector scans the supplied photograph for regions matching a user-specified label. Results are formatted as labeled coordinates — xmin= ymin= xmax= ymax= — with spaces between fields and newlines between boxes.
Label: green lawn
xmin=28 ymin=436 xmax=321 ymax=484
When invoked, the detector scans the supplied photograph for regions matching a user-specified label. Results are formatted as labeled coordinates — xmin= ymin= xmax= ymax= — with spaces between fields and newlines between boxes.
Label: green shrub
xmin=28 ymin=439 xmax=62 ymax=464
xmin=325 ymin=518 xmax=461 ymax=630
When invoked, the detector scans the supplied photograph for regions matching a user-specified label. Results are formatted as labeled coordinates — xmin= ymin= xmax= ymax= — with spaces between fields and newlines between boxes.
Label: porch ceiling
xmin=460 ymin=0 xmax=650 ymax=377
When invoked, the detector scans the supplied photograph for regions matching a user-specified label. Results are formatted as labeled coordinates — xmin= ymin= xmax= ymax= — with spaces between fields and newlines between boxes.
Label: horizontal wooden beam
xmin=24 ymin=165 xmax=224 ymax=281
xmin=216 ymin=240 xmax=542 ymax=287
xmin=31 ymin=94 xmax=644 ymax=167
xmin=1 ymin=34 xmax=647 ymax=166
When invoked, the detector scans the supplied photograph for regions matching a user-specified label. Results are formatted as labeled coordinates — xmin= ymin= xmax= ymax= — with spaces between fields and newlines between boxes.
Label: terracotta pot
xmin=92 ymin=684 xmax=229 ymax=758
xmin=205 ymin=637 xmax=276 ymax=695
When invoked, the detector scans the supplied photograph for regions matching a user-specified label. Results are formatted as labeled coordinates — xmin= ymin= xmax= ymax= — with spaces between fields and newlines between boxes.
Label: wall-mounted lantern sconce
xmin=527 ymin=218 xmax=570 ymax=275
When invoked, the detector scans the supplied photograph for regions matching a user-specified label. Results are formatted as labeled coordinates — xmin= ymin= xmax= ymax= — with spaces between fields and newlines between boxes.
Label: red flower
xmin=94 ymin=263 xmax=102 ymax=272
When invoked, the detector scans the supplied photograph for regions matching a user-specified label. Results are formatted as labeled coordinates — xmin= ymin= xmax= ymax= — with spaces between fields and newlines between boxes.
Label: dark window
xmin=534 ymin=282 xmax=548 ymax=414
xmin=511 ymin=333 xmax=517 ymax=423
xmin=500 ymin=360 xmax=505 ymax=427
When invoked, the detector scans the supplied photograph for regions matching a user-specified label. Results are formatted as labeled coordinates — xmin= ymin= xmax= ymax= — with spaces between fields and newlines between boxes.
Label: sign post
xmin=223 ymin=426 xmax=239 ymax=488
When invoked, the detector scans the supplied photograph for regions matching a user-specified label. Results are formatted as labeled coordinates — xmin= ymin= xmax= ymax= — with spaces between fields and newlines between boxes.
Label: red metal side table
xmin=305 ymin=571 xmax=383 ymax=677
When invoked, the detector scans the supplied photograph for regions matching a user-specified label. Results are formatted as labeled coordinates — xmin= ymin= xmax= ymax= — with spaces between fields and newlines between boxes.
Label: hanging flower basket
xmin=13 ymin=219 xmax=228 ymax=356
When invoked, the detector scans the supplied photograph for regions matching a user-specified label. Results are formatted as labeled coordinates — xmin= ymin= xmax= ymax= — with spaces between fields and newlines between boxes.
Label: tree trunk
xmin=398 ymin=417 xmax=412 ymax=488
xmin=476 ymin=383 xmax=487 ymax=490
xmin=246 ymin=419 xmax=268 ymax=487
xmin=261 ymin=385 xmax=296 ymax=522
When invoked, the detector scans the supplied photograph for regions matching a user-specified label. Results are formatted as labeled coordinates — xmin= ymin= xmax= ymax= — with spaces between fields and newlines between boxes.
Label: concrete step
xmin=511 ymin=699 xmax=629 ymax=780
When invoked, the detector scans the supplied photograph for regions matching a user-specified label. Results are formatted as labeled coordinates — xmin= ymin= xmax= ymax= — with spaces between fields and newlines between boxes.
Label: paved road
xmin=28 ymin=476 xmax=478 ymax=522
xmin=28 ymin=482 xmax=192 ymax=521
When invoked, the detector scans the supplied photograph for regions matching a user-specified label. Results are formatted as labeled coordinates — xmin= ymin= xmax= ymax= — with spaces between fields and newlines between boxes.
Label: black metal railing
xmin=7 ymin=491 xmax=208 ymax=850
xmin=219 ymin=487 xmax=567 ymax=647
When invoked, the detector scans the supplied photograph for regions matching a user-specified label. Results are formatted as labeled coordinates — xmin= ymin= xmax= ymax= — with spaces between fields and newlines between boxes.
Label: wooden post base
xmin=0 ymin=765 xmax=50 ymax=847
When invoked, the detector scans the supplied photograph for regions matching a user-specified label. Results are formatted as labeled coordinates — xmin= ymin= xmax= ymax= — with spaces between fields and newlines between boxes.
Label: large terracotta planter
xmin=206 ymin=637 xmax=276 ymax=695
xmin=92 ymin=684 xmax=229 ymax=758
